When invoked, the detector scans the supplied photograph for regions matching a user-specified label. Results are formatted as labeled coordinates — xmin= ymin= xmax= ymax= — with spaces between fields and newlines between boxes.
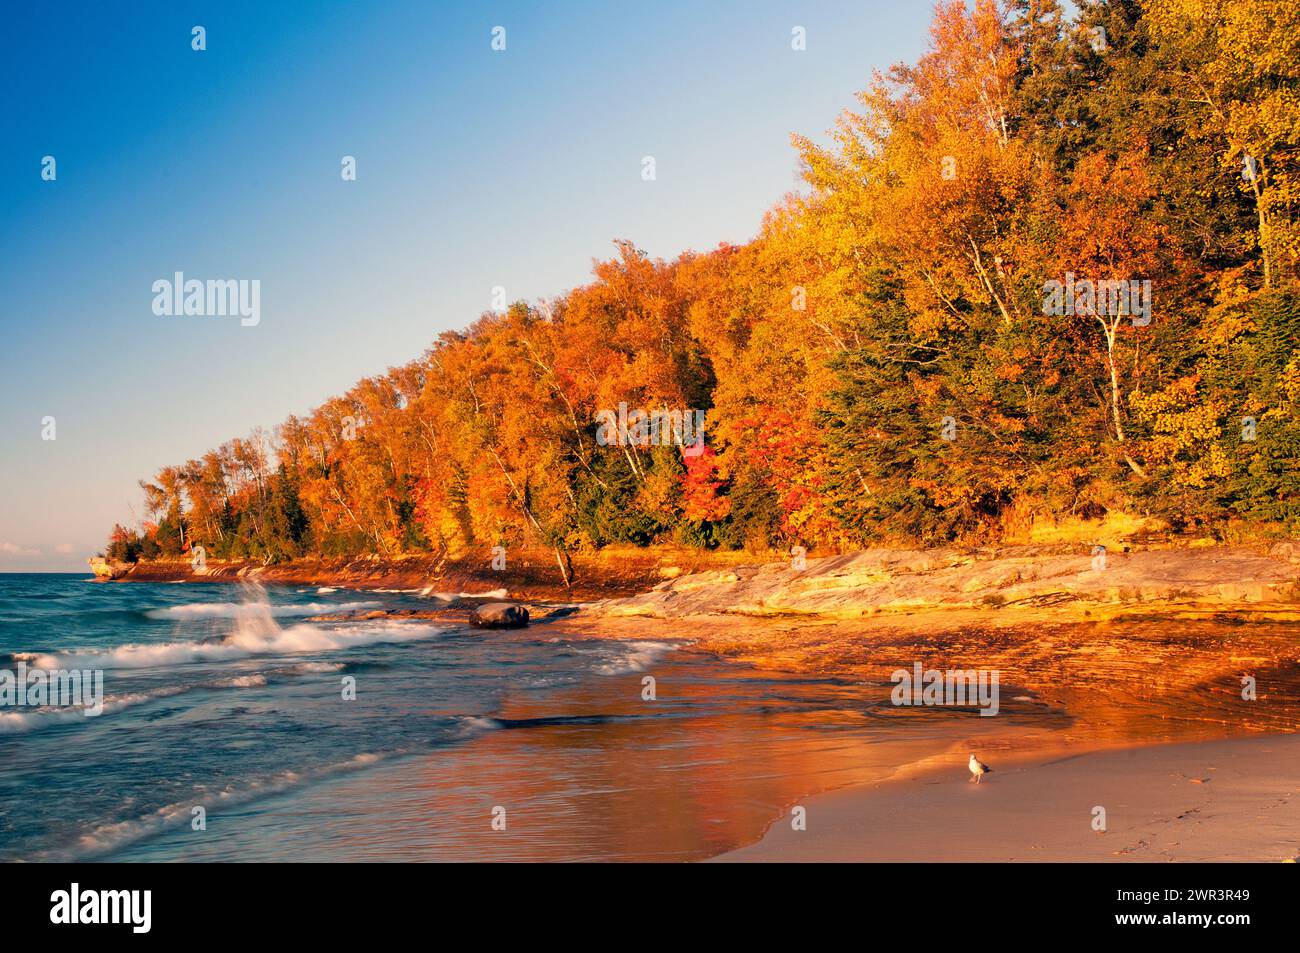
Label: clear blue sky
xmin=0 ymin=0 xmax=931 ymax=571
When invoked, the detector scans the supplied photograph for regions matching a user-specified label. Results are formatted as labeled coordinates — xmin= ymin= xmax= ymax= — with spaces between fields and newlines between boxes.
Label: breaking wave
xmin=144 ymin=599 xmax=377 ymax=620
xmin=35 ymin=751 xmax=400 ymax=861
xmin=24 ymin=620 xmax=443 ymax=671
xmin=593 ymin=640 xmax=678 ymax=676
xmin=419 ymin=587 xmax=508 ymax=600
xmin=0 ymin=675 xmax=272 ymax=734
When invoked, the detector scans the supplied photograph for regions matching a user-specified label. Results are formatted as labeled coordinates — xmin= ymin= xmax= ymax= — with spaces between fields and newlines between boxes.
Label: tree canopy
xmin=112 ymin=0 xmax=1300 ymax=567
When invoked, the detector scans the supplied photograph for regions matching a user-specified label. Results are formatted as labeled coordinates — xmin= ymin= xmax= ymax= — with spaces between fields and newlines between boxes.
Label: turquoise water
xmin=0 ymin=573 xmax=1038 ymax=862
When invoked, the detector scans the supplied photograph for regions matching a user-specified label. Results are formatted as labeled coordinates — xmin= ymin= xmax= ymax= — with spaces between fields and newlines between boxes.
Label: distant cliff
xmin=82 ymin=546 xmax=739 ymax=602
xmin=87 ymin=557 xmax=133 ymax=580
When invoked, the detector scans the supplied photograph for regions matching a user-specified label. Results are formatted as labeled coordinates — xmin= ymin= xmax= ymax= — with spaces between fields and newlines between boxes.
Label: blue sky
xmin=0 ymin=0 xmax=931 ymax=570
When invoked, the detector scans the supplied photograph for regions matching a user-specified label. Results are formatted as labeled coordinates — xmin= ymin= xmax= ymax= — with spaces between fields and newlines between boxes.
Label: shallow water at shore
xmin=591 ymin=611 xmax=1300 ymax=742
xmin=108 ymin=653 xmax=1054 ymax=862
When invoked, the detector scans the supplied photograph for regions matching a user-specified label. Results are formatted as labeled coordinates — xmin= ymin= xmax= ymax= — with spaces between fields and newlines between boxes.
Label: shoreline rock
xmin=469 ymin=603 xmax=530 ymax=629
xmin=89 ymin=547 xmax=724 ymax=602
xmin=86 ymin=541 xmax=1300 ymax=622
xmin=586 ymin=543 xmax=1300 ymax=621
xmin=87 ymin=557 xmax=133 ymax=581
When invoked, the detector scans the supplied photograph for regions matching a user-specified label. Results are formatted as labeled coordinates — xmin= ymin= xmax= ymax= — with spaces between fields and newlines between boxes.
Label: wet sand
xmin=563 ymin=610 xmax=1300 ymax=743
xmin=714 ymin=733 xmax=1300 ymax=862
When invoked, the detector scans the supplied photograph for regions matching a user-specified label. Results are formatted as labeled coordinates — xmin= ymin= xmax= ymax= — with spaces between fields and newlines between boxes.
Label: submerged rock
xmin=470 ymin=602 xmax=530 ymax=629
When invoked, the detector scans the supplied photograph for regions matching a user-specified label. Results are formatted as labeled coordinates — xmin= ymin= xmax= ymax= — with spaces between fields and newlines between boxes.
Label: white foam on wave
xmin=0 ymin=675 xmax=271 ymax=734
xmin=457 ymin=715 xmax=504 ymax=733
xmin=145 ymin=599 xmax=377 ymax=620
xmin=283 ymin=661 xmax=345 ymax=674
xmin=594 ymin=640 xmax=678 ymax=676
xmin=29 ymin=582 xmax=444 ymax=672
xmin=316 ymin=586 xmax=338 ymax=594
xmin=29 ymin=620 xmax=442 ymax=671
xmin=25 ymin=641 xmax=242 ymax=670
xmin=214 ymin=673 xmax=268 ymax=688
xmin=38 ymin=750 xmax=398 ymax=860
xmin=0 ymin=708 xmax=90 ymax=732
xmin=420 ymin=587 xmax=509 ymax=601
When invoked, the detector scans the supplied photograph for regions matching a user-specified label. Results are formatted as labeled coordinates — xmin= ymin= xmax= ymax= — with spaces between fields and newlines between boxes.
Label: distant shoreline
xmin=91 ymin=538 xmax=1300 ymax=623
xmin=85 ymin=545 xmax=744 ymax=603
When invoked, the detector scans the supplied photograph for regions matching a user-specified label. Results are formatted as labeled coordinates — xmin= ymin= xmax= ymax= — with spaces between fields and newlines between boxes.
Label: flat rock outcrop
xmin=588 ymin=543 xmax=1300 ymax=620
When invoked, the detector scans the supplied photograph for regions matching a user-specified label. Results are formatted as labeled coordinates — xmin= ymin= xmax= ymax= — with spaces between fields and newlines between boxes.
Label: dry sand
xmin=713 ymin=733 xmax=1300 ymax=862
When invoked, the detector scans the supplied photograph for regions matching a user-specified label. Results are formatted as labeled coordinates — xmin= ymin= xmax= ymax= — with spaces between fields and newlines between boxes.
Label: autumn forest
xmin=107 ymin=0 xmax=1300 ymax=572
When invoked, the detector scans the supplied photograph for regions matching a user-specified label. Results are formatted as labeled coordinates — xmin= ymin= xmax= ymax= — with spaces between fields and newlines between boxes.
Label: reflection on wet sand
xmin=576 ymin=612 xmax=1300 ymax=741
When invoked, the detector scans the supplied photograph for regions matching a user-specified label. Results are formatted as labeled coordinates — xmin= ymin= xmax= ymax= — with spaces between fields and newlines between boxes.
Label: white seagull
xmin=968 ymin=752 xmax=993 ymax=784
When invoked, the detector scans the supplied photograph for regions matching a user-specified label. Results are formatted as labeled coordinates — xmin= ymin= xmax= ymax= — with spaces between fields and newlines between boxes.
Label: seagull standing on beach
xmin=969 ymin=752 xmax=992 ymax=784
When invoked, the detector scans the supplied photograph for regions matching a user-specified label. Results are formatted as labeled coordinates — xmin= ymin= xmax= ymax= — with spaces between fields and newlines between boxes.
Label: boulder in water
xmin=470 ymin=602 xmax=530 ymax=629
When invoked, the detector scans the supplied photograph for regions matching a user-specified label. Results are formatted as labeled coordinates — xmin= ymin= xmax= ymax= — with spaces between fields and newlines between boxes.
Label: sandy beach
xmin=714 ymin=733 xmax=1300 ymax=863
